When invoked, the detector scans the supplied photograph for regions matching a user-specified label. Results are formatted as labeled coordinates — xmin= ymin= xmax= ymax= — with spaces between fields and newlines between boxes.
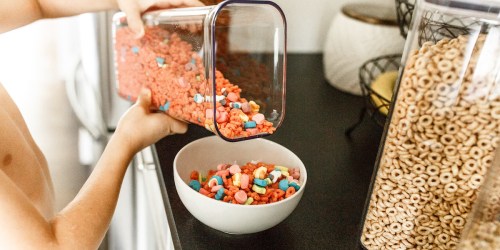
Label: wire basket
xmin=395 ymin=0 xmax=415 ymax=38
xmin=396 ymin=0 xmax=483 ymax=40
xmin=345 ymin=54 xmax=402 ymax=136
xmin=359 ymin=54 xmax=402 ymax=126
xmin=417 ymin=10 xmax=483 ymax=45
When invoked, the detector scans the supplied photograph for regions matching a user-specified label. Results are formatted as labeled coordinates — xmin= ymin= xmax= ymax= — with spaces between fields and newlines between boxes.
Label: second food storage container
xmin=360 ymin=0 xmax=500 ymax=249
xmin=112 ymin=0 xmax=286 ymax=141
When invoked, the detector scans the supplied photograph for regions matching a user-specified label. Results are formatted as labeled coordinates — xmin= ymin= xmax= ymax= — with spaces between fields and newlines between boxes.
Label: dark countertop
xmin=155 ymin=54 xmax=384 ymax=249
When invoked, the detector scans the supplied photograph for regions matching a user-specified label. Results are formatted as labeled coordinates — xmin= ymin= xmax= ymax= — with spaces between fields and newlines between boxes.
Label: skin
xmin=0 ymin=0 xmax=204 ymax=248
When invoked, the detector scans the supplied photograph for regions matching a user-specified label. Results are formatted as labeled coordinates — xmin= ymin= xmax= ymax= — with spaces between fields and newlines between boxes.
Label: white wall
xmin=273 ymin=0 xmax=397 ymax=53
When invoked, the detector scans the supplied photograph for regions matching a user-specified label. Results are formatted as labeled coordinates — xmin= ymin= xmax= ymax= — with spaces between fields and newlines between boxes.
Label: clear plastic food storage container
xmin=112 ymin=0 xmax=286 ymax=142
xmin=458 ymin=147 xmax=500 ymax=249
xmin=360 ymin=0 xmax=500 ymax=249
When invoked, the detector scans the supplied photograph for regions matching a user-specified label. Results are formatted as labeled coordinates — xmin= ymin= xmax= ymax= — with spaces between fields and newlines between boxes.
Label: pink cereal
xmin=205 ymin=109 xmax=214 ymax=119
xmin=227 ymin=92 xmax=238 ymax=102
xmin=229 ymin=164 xmax=241 ymax=175
xmin=246 ymin=128 xmax=259 ymax=135
xmin=216 ymin=111 xmax=228 ymax=123
xmin=241 ymin=173 xmax=250 ymax=189
xmin=217 ymin=164 xmax=228 ymax=170
xmin=252 ymin=113 xmax=265 ymax=124
xmin=211 ymin=185 xmax=223 ymax=192
xmin=241 ymin=102 xmax=251 ymax=113
xmin=234 ymin=190 xmax=248 ymax=204
xmin=216 ymin=169 xmax=229 ymax=177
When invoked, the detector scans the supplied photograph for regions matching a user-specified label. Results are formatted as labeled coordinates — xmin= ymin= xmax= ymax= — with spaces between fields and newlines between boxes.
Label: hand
xmin=116 ymin=0 xmax=204 ymax=38
xmin=114 ymin=88 xmax=188 ymax=154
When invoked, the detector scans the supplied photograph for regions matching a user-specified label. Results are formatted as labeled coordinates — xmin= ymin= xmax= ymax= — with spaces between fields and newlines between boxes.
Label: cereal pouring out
xmin=112 ymin=2 xmax=286 ymax=142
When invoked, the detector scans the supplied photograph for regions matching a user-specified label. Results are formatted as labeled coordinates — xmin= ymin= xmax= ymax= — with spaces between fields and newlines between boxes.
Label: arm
xmin=0 ymin=0 xmax=203 ymax=35
xmin=0 ymin=88 xmax=187 ymax=249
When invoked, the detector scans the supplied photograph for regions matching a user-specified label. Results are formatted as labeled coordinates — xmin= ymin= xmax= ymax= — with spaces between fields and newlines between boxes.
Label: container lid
xmin=423 ymin=0 xmax=500 ymax=19
xmin=425 ymin=0 xmax=500 ymax=13
xmin=342 ymin=3 xmax=399 ymax=26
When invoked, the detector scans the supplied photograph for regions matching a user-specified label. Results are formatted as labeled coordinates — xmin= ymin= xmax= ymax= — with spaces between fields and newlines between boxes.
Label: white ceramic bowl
xmin=174 ymin=136 xmax=307 ymax=234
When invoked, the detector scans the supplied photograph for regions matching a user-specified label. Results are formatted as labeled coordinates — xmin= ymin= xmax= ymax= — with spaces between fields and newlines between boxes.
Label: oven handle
xmin=65 ymin=59 xmax=107 ymax=142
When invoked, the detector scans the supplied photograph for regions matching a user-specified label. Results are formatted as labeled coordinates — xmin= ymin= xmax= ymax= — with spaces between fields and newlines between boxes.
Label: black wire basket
xmin=345 ymin=54 xmax=402 ymax=135
xmin=360 ymin=54 xmax=402 ymax=125
xmin=396 ymin=0 xmax=483 ymax=41
xmin=395 ymin=0 xmax=415 ymax=38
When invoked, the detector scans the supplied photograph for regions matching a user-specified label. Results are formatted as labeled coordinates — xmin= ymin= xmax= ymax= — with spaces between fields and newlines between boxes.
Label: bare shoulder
xmin=0 ymin=82 xmax=55 ymax=218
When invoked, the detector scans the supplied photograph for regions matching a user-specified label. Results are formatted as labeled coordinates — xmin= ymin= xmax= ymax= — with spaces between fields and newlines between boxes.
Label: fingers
xmin=148 ymin=112 xmax=188 ymax=137
xmin=165 ymin=115 xmax=188 ymax=134
xmin=152 ymin=0 xmax=204 ymax=9
xmin=138 ymin=87 xmax=188 ymax=135
xmin=119 ymin=1 xmax=145 ymax=38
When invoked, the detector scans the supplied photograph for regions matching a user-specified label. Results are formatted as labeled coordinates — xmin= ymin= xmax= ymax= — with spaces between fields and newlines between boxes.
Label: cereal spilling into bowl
xmin=188 ymin=161 xmax=301 ymax=205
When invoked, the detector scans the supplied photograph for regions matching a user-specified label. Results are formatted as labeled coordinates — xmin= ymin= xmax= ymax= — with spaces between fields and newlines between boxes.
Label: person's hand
xmin=116 ymin=0 xmax=204 ymax=38
xmin=114 ymin=88 xmax=188 ymax=154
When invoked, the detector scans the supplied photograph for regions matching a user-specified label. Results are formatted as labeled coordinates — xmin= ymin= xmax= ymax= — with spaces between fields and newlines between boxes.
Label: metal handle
xmin=65 ymin=59 xmax=107 ymax=142
xmin=136 ymin=147 xmax=173 ymax=250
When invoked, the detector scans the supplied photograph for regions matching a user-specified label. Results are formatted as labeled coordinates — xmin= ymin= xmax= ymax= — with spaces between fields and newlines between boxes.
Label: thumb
xmin=136 ymin=87 xmax=152 ymax=109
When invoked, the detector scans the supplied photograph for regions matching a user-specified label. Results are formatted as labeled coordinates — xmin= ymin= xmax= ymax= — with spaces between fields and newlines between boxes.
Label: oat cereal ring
xmin=439 ymin=172 xmax=454 ymax=185
xmin=436 ymin=83 xmax=452 ymax=96
xmin=413 ymin=177 xmax=426 ymax=187
xmin=481 ymin=155 xmax=494 ymax=167
xmin=445 ymin=183 xmax=459 ymax=193
xmin=469 ymin=146 xmax=484 ymax=160
xmin=468 ymin=174 xmax=484 ymax=190
xmin=417 ymin=100 xmax=432 ymax=112
xmin=427 ymin=176 xmax=441 ymax=187
xmin=394 ymin=105 xmax=407 ymax=119
xmin=452 ymin=216 xmax=466 ymax=228
xmin=412 ymin=164 xmax=426 ymax=175
xmin=417 ymin=75 xmax=435 ymax=89
xmin=437 ymin=233 xmax=451 ymax=244
xmin=397 ymin=118 xmax=411 ymax=134
xmin=402 ymin=88 xmax=418 ymax=102
xmin=444 ymin=48 xmax=460 ymax=60
xmin=492 ymin=137 xmax=499 ymax=148
xmin=414 ymin=236 xmax=427 ymax=246
xmin=418 ymin=114 xmax=434 ymax=127
xmin=463 ymin=159 xmax=478 ymax=173
xmin=400 ymin=77 xmax=414 ymax=90
xmin=426 ymin=165 xmax=440 ymax=176
xmin=437 ymin=59 xmax=454 ymax=72
xmin=446 ymin=240 xmax=457 ymax=249
xmin=491 ymin=106 xmax=500 ymax=119
xmin=390 ymin=169 xmax=404 ymax=182
xmin=428 ymin=152 xmax=443 ymax=163
xmin=445 ymin=123 xmax=460 ymax=135
xmin=414 ymin=56 xmax=429 ymax=70
xmin=410 ymin=193 xmax=421 ymax=204
xmin=440 ymin=134 xmax=457 ymax=146
xmin=387 ymin=126 xmax=398 ymax=138
xmin=433 ymin=124 xmax=446 ymax=134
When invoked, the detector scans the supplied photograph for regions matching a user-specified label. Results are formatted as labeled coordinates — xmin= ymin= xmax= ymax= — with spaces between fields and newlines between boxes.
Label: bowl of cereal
xmin=173 ymin=136 xmax=307 ymax=234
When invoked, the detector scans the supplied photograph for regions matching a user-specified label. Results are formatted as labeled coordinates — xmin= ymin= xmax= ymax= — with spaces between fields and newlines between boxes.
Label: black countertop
xmin=155 ymin=54 xmax=384 ymax=249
